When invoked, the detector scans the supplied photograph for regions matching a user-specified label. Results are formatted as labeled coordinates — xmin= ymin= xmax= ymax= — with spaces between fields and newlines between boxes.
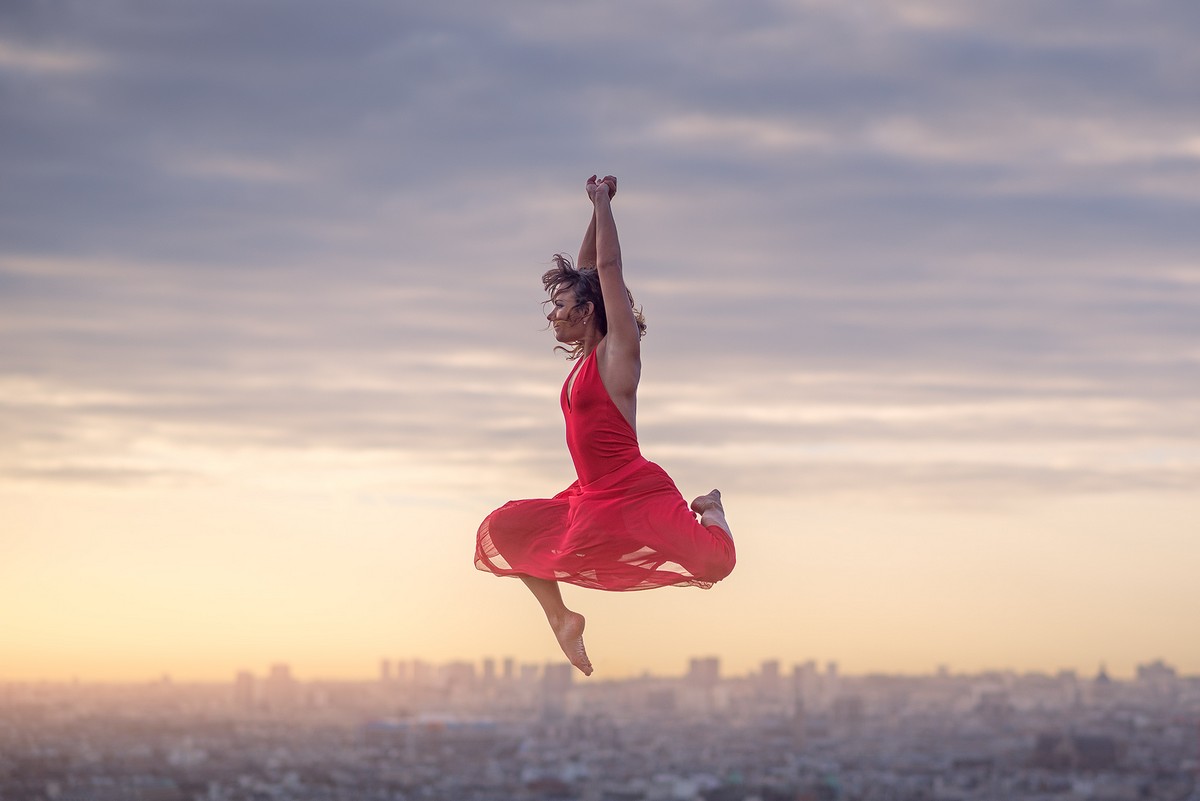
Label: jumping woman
xmin=475 ymin=175 xmax=736 ymax=676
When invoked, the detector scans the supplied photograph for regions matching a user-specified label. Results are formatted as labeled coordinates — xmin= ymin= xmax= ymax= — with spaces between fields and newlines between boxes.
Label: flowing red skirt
xmin=475 ymin=455 xmax=735 ymax=591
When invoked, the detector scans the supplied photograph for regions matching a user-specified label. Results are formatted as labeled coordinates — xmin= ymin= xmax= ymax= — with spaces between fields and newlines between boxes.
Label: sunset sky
xmin=3 ymin=0 xmax=1198 ymax=683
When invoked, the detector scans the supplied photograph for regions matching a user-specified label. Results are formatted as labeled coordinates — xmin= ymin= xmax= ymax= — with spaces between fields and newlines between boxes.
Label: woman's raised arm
xmin=586 ymin=176 xmax=641 ymax=399
xmin=578 ymin=209 xmax=597 ymax=269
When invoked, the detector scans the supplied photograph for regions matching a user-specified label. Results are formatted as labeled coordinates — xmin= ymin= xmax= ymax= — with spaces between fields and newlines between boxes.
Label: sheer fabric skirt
xmin=475 ymin=456 xmax=735 ymax=591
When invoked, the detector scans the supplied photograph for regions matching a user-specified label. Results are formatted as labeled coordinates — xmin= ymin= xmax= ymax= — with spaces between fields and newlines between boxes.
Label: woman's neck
xmin=579 ymin=331 xmax=602 ymax=360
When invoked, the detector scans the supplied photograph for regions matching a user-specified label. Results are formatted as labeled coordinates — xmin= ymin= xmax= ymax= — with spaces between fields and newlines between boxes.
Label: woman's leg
xmin=520 ymin=576 xmax=593 ymax=676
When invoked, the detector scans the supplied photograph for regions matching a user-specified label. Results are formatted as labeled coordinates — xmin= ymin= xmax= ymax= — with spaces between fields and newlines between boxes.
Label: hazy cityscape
xmin=2 ymin=656 xmax=1197 ymax=801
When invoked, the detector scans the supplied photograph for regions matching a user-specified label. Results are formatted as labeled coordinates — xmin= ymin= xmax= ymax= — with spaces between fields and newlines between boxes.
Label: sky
xmin=2 ymin=0 xmax=1198 ymax=683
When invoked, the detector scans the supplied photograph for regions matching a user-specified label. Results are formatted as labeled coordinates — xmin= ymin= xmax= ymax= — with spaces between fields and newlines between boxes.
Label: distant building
xmin=758 ymin=659 xmax=781 ymax=697
xmin=831 ymin=694 xmax=864 ymax=736
xmin=482 ymin=658 xmax=496 ymax=685
xmin=1136 ymin=659 xmax=1179 ymax=702
xmin=442 ymin=661 xmax=477 ymax=691
xmin=1031 ymin=732 xmax=1122 ymax=770
xmin=233 ymin=670 xmax=255 ymax=712
xmin=379 ymin=659 xmax=392 ymax=683
xmin=1136 ymin=659 xmax=1177 ymax=683
xmin=412 ymin=659 xmax=434 ymax=686
xmin=824 ymin=661 xmax=840 ymax=702
xmin=645 ymin=688 xmax=677 ymax=713
xmin=974 ymin=690 xmax=1014 ymax=727
xmin=792 ymin=661 xmax=819 ymax=707
xmin=688 ymin=657 xmax=720 ymax=688
xmin=264 ymin=663 xmax=297 ymax=711
xmin=542 ymin=663 xmax=573 ymax=694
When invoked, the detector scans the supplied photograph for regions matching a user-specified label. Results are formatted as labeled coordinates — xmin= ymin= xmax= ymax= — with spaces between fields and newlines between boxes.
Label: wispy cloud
xmin=0 ymin=39 xmax=104 ymax=73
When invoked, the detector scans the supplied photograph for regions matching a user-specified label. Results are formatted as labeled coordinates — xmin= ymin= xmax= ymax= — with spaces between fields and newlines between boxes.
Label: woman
xmin=475 ymin=175 xmax=735 ymax=676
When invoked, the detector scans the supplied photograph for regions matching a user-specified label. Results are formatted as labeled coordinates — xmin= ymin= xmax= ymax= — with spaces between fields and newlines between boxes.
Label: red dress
xmin=475 ymin=347 xmax=735 ymax=590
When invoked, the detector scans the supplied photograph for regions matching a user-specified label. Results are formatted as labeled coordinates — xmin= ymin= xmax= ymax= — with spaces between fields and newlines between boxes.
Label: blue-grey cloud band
xmin=2 ymin=0 xmax=1197 ymax=501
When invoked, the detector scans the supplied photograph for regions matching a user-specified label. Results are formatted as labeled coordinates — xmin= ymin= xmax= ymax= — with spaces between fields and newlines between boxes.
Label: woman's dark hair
xmin=542 ymin=253 xmax=646 ymax=360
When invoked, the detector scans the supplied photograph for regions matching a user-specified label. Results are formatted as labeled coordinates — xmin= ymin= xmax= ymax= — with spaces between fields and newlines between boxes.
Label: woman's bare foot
xmin=691 ymin=489 xmax=732 ymax=537
xmin=552 ymin=611 xmax=593 ymax=676
xmin=691 ymin=489 xmax=722 ymax=515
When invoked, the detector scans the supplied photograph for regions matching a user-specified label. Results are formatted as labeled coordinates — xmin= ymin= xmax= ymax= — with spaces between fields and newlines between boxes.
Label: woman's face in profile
xmin=548 ymin=289 xmax=588 ymax=341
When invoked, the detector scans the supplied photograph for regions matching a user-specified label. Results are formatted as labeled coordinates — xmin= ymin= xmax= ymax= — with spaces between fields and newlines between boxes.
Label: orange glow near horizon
xmin=4 ymin=460 xmax=1198 ymax=684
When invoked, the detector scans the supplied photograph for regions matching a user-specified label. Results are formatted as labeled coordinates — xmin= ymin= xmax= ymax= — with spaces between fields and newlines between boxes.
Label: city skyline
xmin=3 ymin=1 xmax=1198 ymax=683
xmin=3 ymin=653 xmax=1191 ymax=687
xmin=5 ymin=648 xmax=1196 ymax=801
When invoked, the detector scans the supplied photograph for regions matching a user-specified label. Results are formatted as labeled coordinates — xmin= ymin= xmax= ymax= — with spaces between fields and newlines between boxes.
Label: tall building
xmin=687 ymin=657 xmax=720 ymax=688
xmin=758 ymin=659 xmax=781 ymax=697
xmin=824 ymin=660 xmax=840 ymax=700
xmin=792 ymin=660 xmax=819 ymax=706
xmin=264 ymin=663 xmax=297 ymax=712
xmin=1136 ymin=659 xmax=1178 ymax=701
xmin=379 ymin=659 xmax=392 ymax=683
xmin=482 ymin=658 xmax=496 ymax=685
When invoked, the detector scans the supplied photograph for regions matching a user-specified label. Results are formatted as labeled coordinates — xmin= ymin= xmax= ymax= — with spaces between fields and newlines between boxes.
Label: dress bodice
xmin=561 ymin=348 xmax=641 ymax=485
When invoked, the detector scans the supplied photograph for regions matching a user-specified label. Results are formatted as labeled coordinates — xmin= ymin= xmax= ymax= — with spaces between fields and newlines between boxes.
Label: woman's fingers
xmin=585 ymin=174 xmax=616 ymax=200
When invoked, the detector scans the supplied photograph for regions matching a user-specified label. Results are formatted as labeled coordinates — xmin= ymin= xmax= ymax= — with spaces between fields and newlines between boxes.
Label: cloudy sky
xmin=3 ymin=0 xmax=1198 ymax=682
